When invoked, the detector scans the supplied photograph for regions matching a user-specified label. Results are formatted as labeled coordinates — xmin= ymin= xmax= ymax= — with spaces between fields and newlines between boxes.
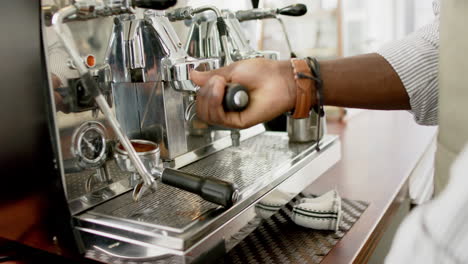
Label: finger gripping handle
xmin=161 ymin=168 xmax=239 ymax=207
xmin=132 ymin=0 xmax=177 ymax=10
xmin=277 ymin=4 xmax=307 ymax=17
xmin=223 ymin=83 xmax=249 ymax=112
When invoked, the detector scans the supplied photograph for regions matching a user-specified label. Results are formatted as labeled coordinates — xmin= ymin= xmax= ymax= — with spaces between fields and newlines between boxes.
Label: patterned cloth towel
xmin=254 ymin=190 xmax=342 ymax=231
xmin=225 ymin=193 xmax=369 ymax=264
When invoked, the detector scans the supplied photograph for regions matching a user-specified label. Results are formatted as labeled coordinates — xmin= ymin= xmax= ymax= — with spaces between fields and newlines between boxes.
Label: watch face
xmin=72 ymin=121 xmax=107 ymax=168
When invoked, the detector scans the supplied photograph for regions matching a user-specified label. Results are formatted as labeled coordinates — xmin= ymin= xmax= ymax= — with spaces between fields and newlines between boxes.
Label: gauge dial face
xmin=72 ymin=121 xmax=107 ymax=168
xmin=80 ymin=129 xmax=104 ymax=161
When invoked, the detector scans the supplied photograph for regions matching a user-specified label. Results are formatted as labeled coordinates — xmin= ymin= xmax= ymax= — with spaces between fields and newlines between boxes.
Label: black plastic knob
xmin=132 ymin=0 xmax=177 ymax=10
xmin=277 ymin=4 xmax=307 ymax=17
xmin=223 ymin=83 xmax=249 ymax=112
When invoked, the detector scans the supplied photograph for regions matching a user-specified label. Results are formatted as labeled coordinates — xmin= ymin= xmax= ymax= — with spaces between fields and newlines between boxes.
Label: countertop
xmin=306 ymin=110 xmax=437 ymax=263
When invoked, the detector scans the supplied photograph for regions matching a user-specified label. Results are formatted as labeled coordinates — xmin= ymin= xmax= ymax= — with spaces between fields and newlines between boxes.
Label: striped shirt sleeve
xmin=377 ymin=1 xmax=440 ymax=126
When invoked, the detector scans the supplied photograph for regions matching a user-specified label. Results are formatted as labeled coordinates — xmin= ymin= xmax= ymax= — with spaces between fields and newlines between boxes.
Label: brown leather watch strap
xmin=290 ymin=58 xmax=313 ymax=119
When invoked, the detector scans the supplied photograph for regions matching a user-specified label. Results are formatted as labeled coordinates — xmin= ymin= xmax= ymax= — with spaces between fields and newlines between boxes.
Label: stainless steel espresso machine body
xmin=0 ymin=1 xmax=340 ymax=262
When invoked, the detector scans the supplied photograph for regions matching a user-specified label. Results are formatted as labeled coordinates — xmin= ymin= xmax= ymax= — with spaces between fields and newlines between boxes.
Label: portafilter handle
xmin=114 ymin=139 xmax=239 ymax=207
xmin=160 ymin=168 xmax=239 ymax=207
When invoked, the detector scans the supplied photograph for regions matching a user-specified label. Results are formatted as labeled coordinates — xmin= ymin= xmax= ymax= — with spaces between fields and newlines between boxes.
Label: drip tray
xmin=86 ymin=132 xmax=317 ymax=232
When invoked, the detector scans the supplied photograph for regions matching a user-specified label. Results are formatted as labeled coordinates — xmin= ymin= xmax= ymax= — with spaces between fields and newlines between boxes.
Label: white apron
xmin=435 ymin=0 xmax=468 ymax=195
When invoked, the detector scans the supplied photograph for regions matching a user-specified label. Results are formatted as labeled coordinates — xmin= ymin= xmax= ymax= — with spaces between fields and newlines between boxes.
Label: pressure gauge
xmin=72 ymin=121 xmax=107 ymax=169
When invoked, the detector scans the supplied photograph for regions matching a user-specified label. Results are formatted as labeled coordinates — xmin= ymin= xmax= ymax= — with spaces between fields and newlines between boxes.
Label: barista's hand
xmin=191 ymin=58 xmax=296 ymax=129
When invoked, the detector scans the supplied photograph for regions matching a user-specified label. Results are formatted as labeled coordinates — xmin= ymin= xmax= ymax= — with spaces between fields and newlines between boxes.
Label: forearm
xmin=192 ymin=54 xmax=412 ymax=129
xmin=319 ymin=53 xmax=410 ymax=110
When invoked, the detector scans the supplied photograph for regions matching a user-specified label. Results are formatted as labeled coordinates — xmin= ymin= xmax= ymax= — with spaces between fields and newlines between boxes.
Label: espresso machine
xmin=0 ymin=1 xmax=341 ymax=263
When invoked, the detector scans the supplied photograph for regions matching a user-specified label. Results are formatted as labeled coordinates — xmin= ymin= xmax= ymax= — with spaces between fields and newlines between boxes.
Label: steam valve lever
xmin=221 ymin=83 xmax=248 ymax=148
xmin=236 ymin=4 xmax=307 ymax=22
xmin=277 ymin=4 xmax=307 ymax=16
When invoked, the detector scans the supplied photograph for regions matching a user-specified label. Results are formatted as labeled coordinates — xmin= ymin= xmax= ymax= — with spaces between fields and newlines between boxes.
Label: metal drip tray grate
xmin=180 ymin=133 xmax=312 ymax=189
xmin=88 ymin=132 xmax=316 ymax=231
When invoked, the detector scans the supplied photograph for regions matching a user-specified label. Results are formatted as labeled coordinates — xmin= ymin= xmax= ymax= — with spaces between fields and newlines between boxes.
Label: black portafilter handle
xmin=223 ymin=83 xmax=249 ymax=112
xmin=132 ymin=0 xmax=177 ymax=10
xmin=161 ymin=168 xmax=239 ymax=207
xmin=277 ymin=4 xmax=307 ymax=17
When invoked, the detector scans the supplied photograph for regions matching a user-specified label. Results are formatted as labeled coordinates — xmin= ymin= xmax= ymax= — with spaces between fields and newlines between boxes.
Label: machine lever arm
xmin=161 ymin=168 xmax=239 ymax=207
xmin=236 ymin=4 xmax=307 ymax=22
xmin=223 ymin=83 xmax=249 ymax=112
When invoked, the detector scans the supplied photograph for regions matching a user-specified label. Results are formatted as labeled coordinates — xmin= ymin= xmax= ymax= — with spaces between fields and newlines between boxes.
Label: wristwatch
xmin=290 ymin=58 xmax=314 ymax=119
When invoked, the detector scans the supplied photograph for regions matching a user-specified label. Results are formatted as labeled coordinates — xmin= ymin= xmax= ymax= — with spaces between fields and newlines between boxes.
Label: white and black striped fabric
xmin=378 ymin=0 xmax=440 ymax=126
